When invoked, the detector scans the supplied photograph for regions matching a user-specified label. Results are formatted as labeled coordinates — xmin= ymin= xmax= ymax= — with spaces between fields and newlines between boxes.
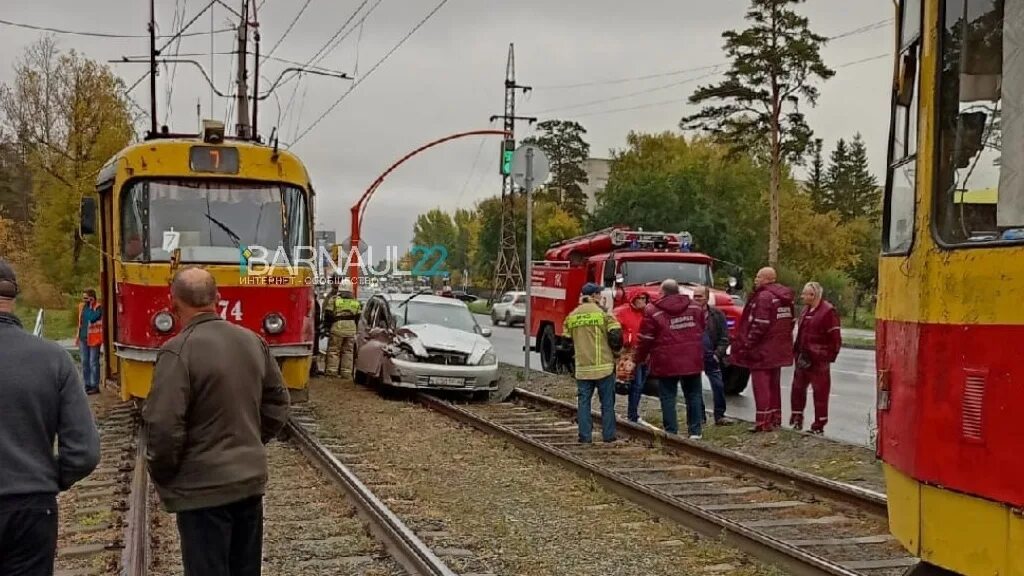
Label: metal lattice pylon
xmin=490 ymin=43 xmax=534 ymax=299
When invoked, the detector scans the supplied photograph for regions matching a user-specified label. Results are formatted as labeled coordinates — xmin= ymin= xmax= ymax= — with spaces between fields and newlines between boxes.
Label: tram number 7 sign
xmin=218 ymin=300 xmax=243 ymax=322
xmin=190 ymin=146 xmax=239 ymax=174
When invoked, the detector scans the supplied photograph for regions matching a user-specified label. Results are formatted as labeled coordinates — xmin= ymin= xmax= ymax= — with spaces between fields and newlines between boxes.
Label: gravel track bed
xmin=309 ymin=377 xmax=781 ymax=576
xmin=506 ymin=365 xmax=885 ymax=492
xmin=55 ymin=390 xmax=136 ymax=576
xmin=148 ymin=441 xmax=403 ymax=576
xmin=452 ymin=393 xmax=908 ymax=571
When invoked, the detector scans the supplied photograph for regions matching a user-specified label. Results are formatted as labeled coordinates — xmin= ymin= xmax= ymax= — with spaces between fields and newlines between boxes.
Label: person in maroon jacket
xmin=731 ymin=267 xmax=795 ymax=433
xmin=790 ymin=282 xmax=842 ymax=434
xmin=634 ymin=279 xmax=706 ymax=439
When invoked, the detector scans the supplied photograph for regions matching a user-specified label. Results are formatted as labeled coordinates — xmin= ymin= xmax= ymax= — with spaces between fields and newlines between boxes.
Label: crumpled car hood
xmin=395 ymin=323 xmax=490 ymax=363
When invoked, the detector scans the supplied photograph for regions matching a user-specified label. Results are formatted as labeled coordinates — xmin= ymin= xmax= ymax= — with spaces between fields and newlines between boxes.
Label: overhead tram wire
xmin=165 ymin=0 xmax=190 ymax=125
xmin=291 ymin=0 xmax=450 ymax=146
xmin=533 ymin=17 xmax=894 ymax=91
xmin=272 ymin=0 xmax=382 ymax=95
xmin=262 ymin=0 xmax=313 ymax=61
xmin=528 ymin=69 xmax=721 ymax=116
xmin=0 ymin=17 xmax=234 ymax=38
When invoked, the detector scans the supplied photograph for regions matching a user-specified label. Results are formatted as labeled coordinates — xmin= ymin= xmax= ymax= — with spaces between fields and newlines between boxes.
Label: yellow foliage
xmin=780 ymin=185 xmax=859 ymax=279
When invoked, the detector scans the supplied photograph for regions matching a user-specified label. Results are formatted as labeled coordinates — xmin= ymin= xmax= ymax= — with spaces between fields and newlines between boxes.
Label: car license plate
xmin=429 ymin=376 xmax=465 ymax=387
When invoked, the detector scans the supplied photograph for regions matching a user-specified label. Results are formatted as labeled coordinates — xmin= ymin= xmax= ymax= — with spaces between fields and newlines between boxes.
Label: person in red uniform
xmin=613 ymin=291 xmax=652 ymax=426
xmin=790 ymin=281 xmax=842 ymax=434
xmin=635 ymin=279 xmax=706 ymax=439
xmin=731 ymin=267 xmax=795 ymax=432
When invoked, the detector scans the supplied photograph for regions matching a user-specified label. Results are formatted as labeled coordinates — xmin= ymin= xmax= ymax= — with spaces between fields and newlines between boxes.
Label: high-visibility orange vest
xmin=76 ymin=302 xmax=104 ymax=347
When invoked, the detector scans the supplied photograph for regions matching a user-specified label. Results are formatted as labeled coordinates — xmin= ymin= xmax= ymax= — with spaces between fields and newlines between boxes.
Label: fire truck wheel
xmin=539 ymin=324 xmax=558 ymax=373
xmin=723 ymin=365 xmax=750 ymax=395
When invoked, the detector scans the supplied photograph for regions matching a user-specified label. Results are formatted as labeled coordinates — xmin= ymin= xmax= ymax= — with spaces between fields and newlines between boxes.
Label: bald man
xmin=143 ymin=267 xmax=290 ymax=576
xmin=730 ymin=267 xmax=795 ymax=433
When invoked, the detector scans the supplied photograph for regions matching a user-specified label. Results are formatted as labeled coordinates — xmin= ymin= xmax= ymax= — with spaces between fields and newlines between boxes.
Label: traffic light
xmin=500 ymin=139 xmax=515 ymax=175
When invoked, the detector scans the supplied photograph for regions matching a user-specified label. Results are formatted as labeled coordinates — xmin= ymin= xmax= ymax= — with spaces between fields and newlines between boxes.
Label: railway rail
xmin=111 ymin=409 xmax=460 ymax=576
xmin=418 ymin=388 xmax=917 ymax=576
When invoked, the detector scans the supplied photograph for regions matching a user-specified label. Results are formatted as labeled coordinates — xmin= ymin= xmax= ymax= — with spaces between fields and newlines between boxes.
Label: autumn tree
xmin=522 ymin=120 xmax=591 ymax=219
xmin=0 ymin=37 xmax=135 ymax=293
xmin=681 ymin=0 xmax=834 ymax=267
xmin=592 ymin=132 xmax=769 ymax=276
xmin=412 ymin=208 xmax=458 ymax=277
xmin=0 ymin=137 xmax=33 ymax=223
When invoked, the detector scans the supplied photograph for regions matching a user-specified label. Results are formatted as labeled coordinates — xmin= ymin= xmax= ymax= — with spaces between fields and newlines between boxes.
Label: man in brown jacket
xmin=143 ymin=267 xmax=290 ymax=576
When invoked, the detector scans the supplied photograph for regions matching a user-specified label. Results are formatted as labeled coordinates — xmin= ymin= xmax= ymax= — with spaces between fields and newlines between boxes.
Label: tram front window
xmin=936 ymin=0 xmax=1024 ymax=244
xmin=120 ymin=180 xmax=309 ymax=263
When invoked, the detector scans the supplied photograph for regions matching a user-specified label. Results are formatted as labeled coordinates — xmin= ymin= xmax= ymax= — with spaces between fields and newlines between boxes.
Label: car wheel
xmin=539 ymin=324 xmax=558 ymax=373
xmin=723 ymin=364 xmax=750 ymax=395
xmin=491 ymin=310 xmax=499 ymax=325
xmin=504 ymin=311 xmax=511 ymax=326
xmin=353 ymin=369 xmax=367 ymax=385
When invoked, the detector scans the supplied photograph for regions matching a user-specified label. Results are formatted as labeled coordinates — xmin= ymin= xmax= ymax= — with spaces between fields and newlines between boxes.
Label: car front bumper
xmin=387 ymin=358 xmax=499 ymax=391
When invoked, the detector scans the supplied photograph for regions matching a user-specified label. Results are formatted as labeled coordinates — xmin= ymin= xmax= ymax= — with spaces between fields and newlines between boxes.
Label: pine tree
xmin=824 ymin=138 xmax=850 ymax=216
xmin=522 ymin=120 xmax=591 ymax=220
xmin=806 ymin=138 xmax=827 ymax=211
xmin=846 ymin=134 xmax=880 ymax=220
xmin=681 ymin=0 xmax=834 ymax=267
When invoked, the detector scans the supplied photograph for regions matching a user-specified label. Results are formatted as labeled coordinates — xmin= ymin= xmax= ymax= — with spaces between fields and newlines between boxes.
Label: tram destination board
xmin=189 ymin=146 xmax=239 ymax=174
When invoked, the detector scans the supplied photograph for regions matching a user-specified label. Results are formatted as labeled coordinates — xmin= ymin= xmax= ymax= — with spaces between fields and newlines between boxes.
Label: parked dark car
xmin=451 ymin=291 xmax=478 ymax=303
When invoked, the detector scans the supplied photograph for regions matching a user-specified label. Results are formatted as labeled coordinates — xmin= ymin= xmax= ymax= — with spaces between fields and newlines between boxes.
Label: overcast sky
xmin=1 ymin=0 xmax=896 ymax=251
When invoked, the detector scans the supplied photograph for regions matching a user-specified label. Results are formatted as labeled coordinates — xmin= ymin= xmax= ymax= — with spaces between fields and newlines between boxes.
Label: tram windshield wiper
xmin=203 ymin=213 xmax=243 ymax=248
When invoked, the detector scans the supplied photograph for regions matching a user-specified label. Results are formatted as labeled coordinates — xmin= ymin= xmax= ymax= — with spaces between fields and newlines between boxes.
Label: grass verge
xmin=467 ymin=299 xmax=492 ymax=314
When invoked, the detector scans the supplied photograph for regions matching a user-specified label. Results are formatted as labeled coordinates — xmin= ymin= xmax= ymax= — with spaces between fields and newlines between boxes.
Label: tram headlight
xmin=263 ymin=313 xmax=286 ymax=334
xmin=153 ymin=312 xmax=174 ymax=333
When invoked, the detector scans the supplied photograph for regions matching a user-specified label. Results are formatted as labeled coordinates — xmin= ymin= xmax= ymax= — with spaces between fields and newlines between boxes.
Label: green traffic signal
xmin=500 ymin=139 xmax=515 ymax=175
xmin=501 ymin=150 xmax=514 ymax=175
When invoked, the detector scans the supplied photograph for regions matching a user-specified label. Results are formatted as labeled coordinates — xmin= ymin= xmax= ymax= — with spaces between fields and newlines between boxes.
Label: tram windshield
xmin=936 ymin=0 xmax=1024 ymax=244
xmin=120 ymin=180 xmax=309 ymax=263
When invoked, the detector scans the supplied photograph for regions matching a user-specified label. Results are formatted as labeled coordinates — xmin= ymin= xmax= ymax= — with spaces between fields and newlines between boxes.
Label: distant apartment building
xmin=580 ymin=157 xmax=612 ymax=213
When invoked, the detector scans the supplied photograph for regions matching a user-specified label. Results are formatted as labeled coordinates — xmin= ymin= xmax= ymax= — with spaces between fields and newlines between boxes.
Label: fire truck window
xmin=620 ymin=260 xmax=712 ymax=287
xmin=934 ymin=0 xmax=1024 ymax=244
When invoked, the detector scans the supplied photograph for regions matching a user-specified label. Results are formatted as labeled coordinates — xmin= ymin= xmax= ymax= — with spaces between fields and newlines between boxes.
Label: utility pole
xmin=235 ymin=0 xmax=252 ymax=139
xmin=490 ymin=43 xmax=535 ymax=299
xmin=148 ymin=0 xmax=158 ymax=138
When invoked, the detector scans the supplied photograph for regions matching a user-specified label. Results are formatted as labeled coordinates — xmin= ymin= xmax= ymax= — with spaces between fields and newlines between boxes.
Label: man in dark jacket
xmin=731 ymin=267 xmax=795 ymax=433
xmin=0 ymin=260 xmax=100 ymax=575
xmin=143 ymin=267 xmax=290 ymax=576
xmin=693 ymin=286 xmax=732 ymax=426
xmin=790 ymin=281 xmax=842 ymax=434
xmin=635 ymin=279 xmax=706 ymax=439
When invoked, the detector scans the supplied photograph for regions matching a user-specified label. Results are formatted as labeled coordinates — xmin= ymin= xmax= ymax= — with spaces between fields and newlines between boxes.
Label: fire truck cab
xmin=529 ymin=227 xmax=750 ymax=395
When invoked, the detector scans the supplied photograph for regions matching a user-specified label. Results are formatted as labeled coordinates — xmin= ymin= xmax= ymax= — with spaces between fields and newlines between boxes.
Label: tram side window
xmin=935 ymin=0 xmax=1023 ymax=244
xmin=121 ymin=184 xmax=147 ymax=261
xmin=883 ymin=0 xmax=922 ymax=254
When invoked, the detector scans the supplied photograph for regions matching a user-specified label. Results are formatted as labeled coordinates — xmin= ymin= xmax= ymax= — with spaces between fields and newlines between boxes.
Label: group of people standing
xmin=1 ymin=259 xmax=289 ymax=576
xmin=563 ymin=266 xmax=842 ymax=444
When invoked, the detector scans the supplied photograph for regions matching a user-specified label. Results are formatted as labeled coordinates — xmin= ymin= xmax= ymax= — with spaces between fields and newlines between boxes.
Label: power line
xmin=544 ymin=52 xmax=891 ymax=121
xmin=0 ymin=17 xmax=233 ymax=39
xmin=534 ymin=17 xmax=894 ymax=91
xmin=262 ymin=0 xmax=313 ymax=61
xmin=291 ymin=0 xmax=449 ymax=146
xmin=527 ymin=69 xmax=720 ymax=115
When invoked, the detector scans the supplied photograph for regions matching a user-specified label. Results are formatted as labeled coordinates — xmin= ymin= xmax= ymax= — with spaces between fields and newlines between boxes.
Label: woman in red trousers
xmin=790 ymin=281 xmax=842 ymax=434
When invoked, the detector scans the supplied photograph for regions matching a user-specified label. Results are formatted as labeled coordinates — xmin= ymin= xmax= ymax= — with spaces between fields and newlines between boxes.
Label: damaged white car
xmin=353 ymin=293 xmax=499 ymax=396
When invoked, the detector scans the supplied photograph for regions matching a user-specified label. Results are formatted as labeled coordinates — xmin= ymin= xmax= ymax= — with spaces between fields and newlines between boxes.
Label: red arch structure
xmin=347 ymin=129 xmax=510 ymax=293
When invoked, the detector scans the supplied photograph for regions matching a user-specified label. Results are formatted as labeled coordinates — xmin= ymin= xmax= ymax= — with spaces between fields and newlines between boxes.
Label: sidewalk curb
xmin=842 ymin=343 xmax=875 ymax=351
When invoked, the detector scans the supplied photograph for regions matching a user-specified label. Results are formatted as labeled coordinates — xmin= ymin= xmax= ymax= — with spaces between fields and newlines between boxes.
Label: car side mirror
xmin=615 ymin=274 xmax=624 ymax=285
xmin=81 ymin=197 xmax=97 ymax=236
xmin=480 ymin=327 xmax=492 ymax=338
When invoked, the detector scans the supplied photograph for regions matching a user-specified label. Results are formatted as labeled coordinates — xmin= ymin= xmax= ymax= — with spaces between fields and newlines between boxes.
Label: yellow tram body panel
xmin=95 ymin=136 xmax=316 ymax=401
xmin=879 ymin=1 xmax=1024 ymax=574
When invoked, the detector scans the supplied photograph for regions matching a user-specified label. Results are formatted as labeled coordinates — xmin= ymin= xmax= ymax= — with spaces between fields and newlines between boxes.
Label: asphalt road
xmin=476 ymin=314 xmax=877 ymax=447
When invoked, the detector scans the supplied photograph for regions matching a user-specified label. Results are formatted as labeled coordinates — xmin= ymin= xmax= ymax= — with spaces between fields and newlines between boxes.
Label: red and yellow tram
xmin=878 ymin=0 xmax=1023 ymax=574
xmin=82 ymin=121 xmax=316 ymax=401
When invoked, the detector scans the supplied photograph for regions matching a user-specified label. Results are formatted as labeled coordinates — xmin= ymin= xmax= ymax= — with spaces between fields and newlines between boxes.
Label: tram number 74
xmin=218 ymin=300 xmax=243 ymax=322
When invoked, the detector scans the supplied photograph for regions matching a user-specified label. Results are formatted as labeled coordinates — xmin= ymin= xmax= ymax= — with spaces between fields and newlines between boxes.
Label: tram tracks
xmin=110 ymin=407 xmax=462 ymax=576
xmin=54 ymin=403 xmax=139 ymax=576
xmin=418 ymin=388 xmax=917 ymax=576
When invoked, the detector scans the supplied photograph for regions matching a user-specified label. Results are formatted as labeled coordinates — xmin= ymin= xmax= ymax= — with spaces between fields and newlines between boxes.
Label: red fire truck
xmin=529 ymin=227 xmax=750 ymax=394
